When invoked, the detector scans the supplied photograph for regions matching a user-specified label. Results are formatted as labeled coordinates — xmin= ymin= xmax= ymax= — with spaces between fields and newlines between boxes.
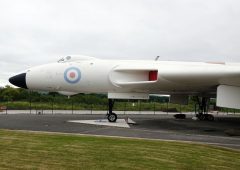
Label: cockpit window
xmin=58 ymin=56 xmax=71 ymax=63
xmin=57 ymin=55 xmax=96 ymax=63
xmin=58 ymin=58 xmax=65 ymax=63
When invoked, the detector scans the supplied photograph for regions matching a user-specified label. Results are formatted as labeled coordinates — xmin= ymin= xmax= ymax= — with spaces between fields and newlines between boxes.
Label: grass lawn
xmin=0 ymin=130 xmax=239 ymax=170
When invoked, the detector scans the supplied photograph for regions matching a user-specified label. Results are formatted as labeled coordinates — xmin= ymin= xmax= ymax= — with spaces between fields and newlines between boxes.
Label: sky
xmin=1 ymin=0 xmax=240 ymax=86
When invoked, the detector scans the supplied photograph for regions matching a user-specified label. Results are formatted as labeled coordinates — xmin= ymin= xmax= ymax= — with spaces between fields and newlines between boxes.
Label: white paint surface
xmin=67 ymin=118 xmax=137 ymax=128
xmin=10 ymin=56 xmax=240 ymax=110
xmin=217 ymin=85 xmax=240 ymax=109
xmin=108 ymin=92 xmax=149 ymax=99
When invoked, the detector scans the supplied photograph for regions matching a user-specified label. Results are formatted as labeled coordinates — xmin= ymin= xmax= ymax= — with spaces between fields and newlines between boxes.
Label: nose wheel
xmin=107 ymin=113 xmax=117 ymax=122
xmin=197 ymin=113 xmax=214 ymax=121
xmin=107 ymin=99 xmax=118 ymax=122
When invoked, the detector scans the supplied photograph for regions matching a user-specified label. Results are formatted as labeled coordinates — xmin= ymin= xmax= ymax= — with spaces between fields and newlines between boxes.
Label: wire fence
xmin=0 ymin=99 xmax=239 ymax=115
xmin=0 ymin=100 xmax=172 ymax=115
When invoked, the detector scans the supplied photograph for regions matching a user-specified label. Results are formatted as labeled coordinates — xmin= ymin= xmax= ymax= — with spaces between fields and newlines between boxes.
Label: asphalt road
xmin=0 ymin=113 xmax=239 ymax=150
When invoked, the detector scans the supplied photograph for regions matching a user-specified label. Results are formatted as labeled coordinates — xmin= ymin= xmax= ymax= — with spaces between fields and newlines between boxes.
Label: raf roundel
xmin=64 ymin=67 xmax=81 ymax=84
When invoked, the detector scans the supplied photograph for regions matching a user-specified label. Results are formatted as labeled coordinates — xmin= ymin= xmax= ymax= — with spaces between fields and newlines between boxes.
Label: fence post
xmin=167 ymin=102 xmax=169 ymax=115
xmin=154 ymin=102 xmax=156 ymax=115
xmin=29 ymin=90 xmax=32 ymax=114
xmin=139 ymin=100 xmax=141 ymax=114
xmin=195 ymin=104 xmax=196 ymax=115
xmin=52 ymin=95 xmax=54 ymax=115
xmin=71 ymin=99 xmax=73 ymax=114
xmin=6 ymin=100 xmax=8 ymax=115
xmin=91 ymin=104 xmax=93 ymax=114
xmin=124 ymin=102 xmax=126 ymax=115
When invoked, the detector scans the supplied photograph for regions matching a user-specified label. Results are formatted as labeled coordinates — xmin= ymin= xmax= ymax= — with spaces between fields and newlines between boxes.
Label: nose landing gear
xmin=107 ymin=99 xmax=118 ymax=122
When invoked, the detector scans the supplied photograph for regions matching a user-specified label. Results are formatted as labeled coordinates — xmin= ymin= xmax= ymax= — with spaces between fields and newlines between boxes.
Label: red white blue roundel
xmin=64 ymin=67 xmax=81 ymax=84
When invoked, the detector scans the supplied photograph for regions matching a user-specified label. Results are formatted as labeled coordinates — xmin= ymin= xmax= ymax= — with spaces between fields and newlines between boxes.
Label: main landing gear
xmin=107 ymin=99 xmax=118 ymax=122
xmin=195 ymin=97 xmax=214 ymax=121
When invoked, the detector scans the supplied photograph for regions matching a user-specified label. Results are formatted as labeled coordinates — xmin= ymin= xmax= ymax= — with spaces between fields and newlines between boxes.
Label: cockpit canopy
xmin=58 ymin=55 xmax=97 ymax=63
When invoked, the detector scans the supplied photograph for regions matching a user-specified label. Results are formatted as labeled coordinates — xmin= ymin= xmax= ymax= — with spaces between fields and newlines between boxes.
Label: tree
xmin=1 ymin=86 xmax=20 ymax=101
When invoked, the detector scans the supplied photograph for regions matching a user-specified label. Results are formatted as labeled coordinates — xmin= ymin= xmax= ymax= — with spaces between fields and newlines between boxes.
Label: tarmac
xmin=0 ymin=112 xmax=240 ymax=150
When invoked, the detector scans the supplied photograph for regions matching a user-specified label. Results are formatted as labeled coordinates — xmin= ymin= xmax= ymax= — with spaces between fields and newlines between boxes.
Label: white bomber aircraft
xmin=9 ymin=55 xmax=240 ymax=122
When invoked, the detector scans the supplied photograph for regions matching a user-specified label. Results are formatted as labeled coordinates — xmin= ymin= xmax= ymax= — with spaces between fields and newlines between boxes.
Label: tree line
xmin=0 ymin=86 xmax=169 ymax=105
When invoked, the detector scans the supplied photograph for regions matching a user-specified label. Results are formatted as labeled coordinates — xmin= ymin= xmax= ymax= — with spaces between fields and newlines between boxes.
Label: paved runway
xmin=0 ymin=113 xmax=239 ymax=149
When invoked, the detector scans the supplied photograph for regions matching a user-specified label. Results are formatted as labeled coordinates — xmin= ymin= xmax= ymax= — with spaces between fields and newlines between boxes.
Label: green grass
xmin=0 ymin=130 xmax=239 ymax=169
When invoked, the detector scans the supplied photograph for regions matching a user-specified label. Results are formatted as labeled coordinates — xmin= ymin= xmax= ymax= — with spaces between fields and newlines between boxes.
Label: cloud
xmin=0 ymin=0 xmax=240 ymax=85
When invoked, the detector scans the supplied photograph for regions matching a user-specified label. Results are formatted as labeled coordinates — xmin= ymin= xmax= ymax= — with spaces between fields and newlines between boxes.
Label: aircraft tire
xmin=197 ymin=114 xmax=205 ymax=120
xmin=108 ymin=113 xmax=117 ymax=122
xmin=206 ymin=114 xmax=214 ymax=121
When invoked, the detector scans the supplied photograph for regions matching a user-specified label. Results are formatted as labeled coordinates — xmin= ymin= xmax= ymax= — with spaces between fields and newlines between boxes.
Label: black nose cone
xmin=9 ymin=73 xmax=28 ymax=89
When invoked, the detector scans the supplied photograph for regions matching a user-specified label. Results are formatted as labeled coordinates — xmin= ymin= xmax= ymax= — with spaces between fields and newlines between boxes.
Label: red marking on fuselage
xmin=69 ymin=72 xmax=76 ymax=78
xmin=149 ymin=70 xmax=158 ymax=81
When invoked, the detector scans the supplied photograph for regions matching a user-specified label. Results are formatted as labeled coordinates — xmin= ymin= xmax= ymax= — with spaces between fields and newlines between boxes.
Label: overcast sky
xmin=1 ymin=0 xmax=240 ymax=86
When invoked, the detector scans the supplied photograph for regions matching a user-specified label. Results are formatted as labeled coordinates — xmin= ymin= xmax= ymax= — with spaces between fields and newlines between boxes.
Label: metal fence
xmin=0 ymin=99 xmax=239 ymax=115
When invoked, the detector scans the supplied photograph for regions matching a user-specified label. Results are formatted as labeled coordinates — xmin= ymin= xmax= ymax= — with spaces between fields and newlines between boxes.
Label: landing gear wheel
xmin=196 ymin=114 xmax=214 ymax=121
xmin=206 ymin=114 xmax=214 ymax=121
xmin=107 ymin=113 xmax=117 ymax=122
xmin=196 ymin=114 xmax=205 ymax=120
